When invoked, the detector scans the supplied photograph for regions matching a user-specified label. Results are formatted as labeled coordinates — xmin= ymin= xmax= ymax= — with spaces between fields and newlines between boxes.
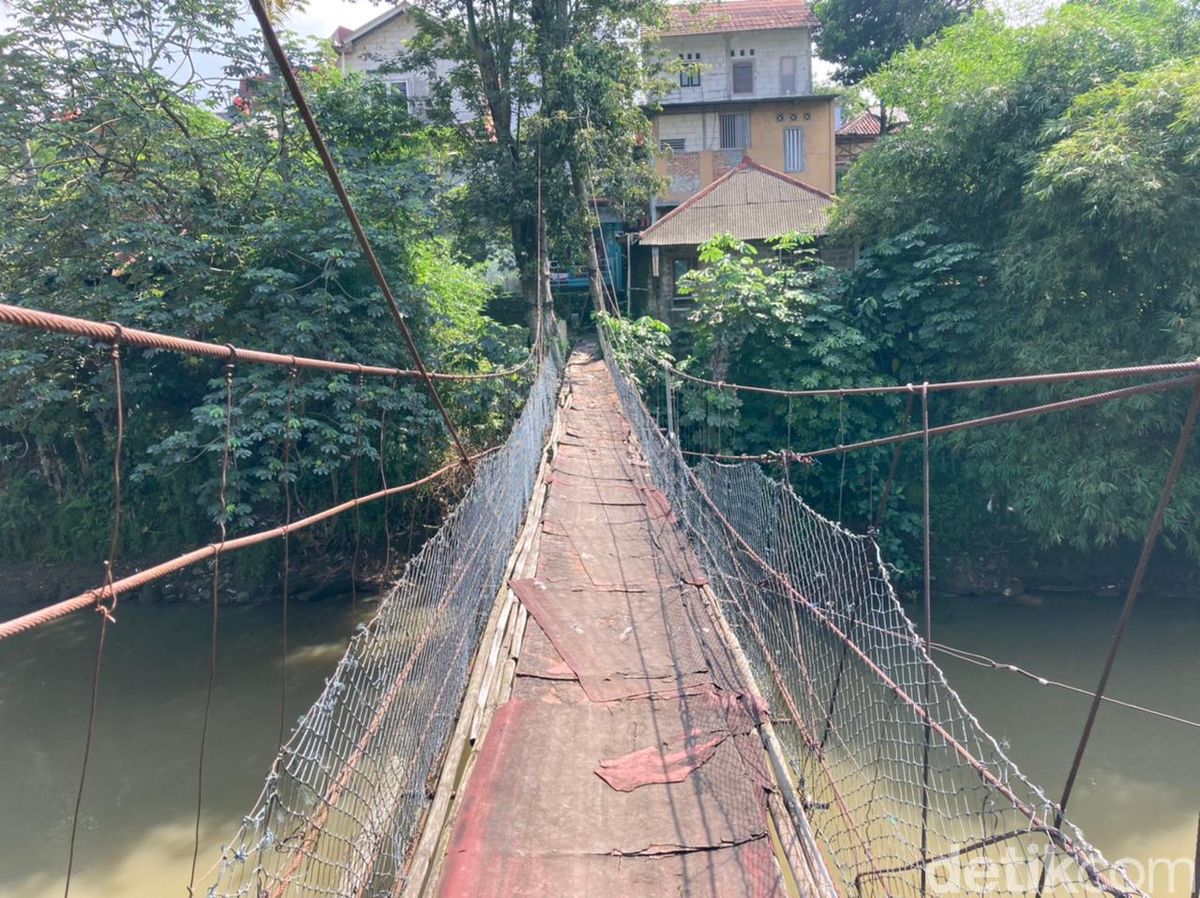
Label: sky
xmin=0 ymin=2 xmax=377 ymax=45
xmin=0 ymin=0 xmax=1057 ymax=87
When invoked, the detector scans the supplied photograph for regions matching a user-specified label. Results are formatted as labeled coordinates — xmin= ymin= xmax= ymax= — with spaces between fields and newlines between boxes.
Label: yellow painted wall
xmin=651 ymin=97 xmax=837 ymax=202
xmin=745 ymin=97 xmax=836 ymax=195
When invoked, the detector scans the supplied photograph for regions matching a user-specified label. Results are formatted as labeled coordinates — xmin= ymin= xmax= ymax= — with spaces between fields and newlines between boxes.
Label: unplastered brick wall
xmin=665 ymin=151 xmax=701 ymax=196
xmin=654 ymin=28 xmax=814 ymax=105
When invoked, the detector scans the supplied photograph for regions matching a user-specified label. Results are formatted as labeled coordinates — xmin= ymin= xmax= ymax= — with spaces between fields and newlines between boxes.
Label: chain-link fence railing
xmin=598 ymin=322 xmax=1143 ymax=898
xmin=207 ymin=343 xmax=562 ymax=898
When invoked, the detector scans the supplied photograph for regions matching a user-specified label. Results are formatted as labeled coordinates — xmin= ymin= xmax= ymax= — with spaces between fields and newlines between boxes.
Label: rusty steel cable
xmin=678 ymin=376 xmax=1199 ymax=464
xmin=0 ymin=303 xmax=535 ymax=382
xmin=351 ymin=372 xmax=365 ymax=608
xmin=378 ymin=406 xmax=392 ymax=576
xmin=1037 ymin=379 xmax=1200 ymax=897
xmin=279 ymin=367 xmax=297 ymax=750
xmin=188 ymin=361 xmax=236 ymax=897
xmin=1192 ymin=813 xmax=1200 ymax=898
xmin=800 ymin=374 xmax=1200 ymax=459
xmin=63 ymin=342 xmax=125 ymax=898
xmin=0 ymin=449 xmax=502 ymax=642
xmin=247 ymin=0 xmax=471 ymax=467
xmin=918 ymin=383 xmax=933 ymax=898
xmin=616 ymin=328 xmax=1200 ymax=397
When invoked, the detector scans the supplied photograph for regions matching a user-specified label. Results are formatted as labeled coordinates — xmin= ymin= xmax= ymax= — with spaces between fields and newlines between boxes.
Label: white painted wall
xmin=337 ymin=9 xmax=471 ymax=121
xmin=653 ymin=28 xmax=815 ymax=105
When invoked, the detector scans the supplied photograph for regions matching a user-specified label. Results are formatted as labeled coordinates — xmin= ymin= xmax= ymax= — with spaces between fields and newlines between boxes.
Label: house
xmin=636 ymin=0 xmax=839 ymax=321
xmin=647 ymin=0 xmax=836 ymax=218
xmin=332 ymin=3 xmax=470 ymax=121
xmin=835 ymin=108 xmax=908 ymax=181
xmin=638 ymin=158 xmax=833 ymax=321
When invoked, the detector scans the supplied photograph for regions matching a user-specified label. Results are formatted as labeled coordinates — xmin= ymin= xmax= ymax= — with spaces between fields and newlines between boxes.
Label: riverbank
xmin=0 ymin=553 xmax=393 ymax=612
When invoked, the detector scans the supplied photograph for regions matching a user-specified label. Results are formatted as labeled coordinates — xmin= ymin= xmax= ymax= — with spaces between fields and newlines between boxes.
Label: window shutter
xmin=780 ymin=57 xmax=797 ymax=95
xmin=732 ymin=61 xmax=754 ymax=95
xmin=784 ymin=127 xmax=805 ymax=172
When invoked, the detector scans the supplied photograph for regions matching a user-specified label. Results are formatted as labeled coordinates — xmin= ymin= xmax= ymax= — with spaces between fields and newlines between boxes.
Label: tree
xmin=813 ymin=0 xmax=977 ymax=88
xmin=0 ymin=0 xmax=525 ymax=569
xmin=407 ymin=0 xmax=663 ymax=322
xmin=827 ymin=0 xmax=1200 ymax=562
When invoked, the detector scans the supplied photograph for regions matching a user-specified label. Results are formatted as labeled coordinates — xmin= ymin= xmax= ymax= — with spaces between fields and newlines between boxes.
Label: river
xmin=0 ymin=591 xmax=1195 ymax=897
xmin=0 ymin=598 xmax=369 ymax=898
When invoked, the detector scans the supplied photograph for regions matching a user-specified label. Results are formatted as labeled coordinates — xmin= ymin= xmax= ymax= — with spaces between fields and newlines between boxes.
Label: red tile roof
xmin=836 ymin=109 xmax=909 ymax=137
xmin=661 ymin=0 xmax=820 ymax=36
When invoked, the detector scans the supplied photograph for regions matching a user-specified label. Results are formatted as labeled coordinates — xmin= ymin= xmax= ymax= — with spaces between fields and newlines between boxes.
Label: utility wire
xmin=932 ymin=642 xmax=1200 ymax=731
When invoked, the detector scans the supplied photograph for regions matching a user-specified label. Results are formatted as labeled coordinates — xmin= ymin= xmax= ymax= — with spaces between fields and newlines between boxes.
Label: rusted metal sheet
xmin=510 ymin=578 xmax=711 ymax=702
xmin=435 ymin=699 xmax=779 ymax=897
xmin=430 ymin=350 xmax=788 ymax=897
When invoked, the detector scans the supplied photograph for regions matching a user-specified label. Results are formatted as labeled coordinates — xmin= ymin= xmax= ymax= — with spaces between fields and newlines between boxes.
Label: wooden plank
xmin=397 ymin=379 xmax=567 ymax=898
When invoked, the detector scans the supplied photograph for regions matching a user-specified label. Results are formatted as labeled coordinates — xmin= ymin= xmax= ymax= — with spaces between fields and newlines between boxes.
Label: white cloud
xmin=283 ymin=0 xmax=382 ymax=41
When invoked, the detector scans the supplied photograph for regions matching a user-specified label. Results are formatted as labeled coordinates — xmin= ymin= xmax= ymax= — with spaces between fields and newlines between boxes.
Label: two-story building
xmin=332 ymin=3 xmax=470 ymax=122
xmin=638 ymin=0 xmax=838 ymax=322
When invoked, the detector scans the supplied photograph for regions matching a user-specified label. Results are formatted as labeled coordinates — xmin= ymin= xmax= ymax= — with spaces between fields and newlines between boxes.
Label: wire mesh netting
xmin=206 ymin=343 xmax=562 ymax=898
xmin=597 ymin=322 xmax=1144 ymax=898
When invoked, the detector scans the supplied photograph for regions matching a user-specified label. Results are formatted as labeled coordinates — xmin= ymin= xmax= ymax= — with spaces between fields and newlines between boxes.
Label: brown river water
xmin=0 ymin=590 xmax=1196 ymax=897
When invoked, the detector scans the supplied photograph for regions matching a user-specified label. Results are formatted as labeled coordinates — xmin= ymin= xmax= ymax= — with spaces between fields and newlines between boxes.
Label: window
xmin=719 ymin=113 xmax=750 ymax=149
xmin=678 ymin=53 xmax=701 ymax=88
xmin=388 ymin=79 xmax=410 ymax=98
xmin=784 ymin=127 xmax=805 ymax=172
xmin=732 ymin=61 xmax=754 ymax=95
xmin=673 ymin=258 xmax=692 ymax=284
xmin=660 ymin=138 xmax=686 ymax=153
xmin=780 ymin=56 xmax=797 ymax=94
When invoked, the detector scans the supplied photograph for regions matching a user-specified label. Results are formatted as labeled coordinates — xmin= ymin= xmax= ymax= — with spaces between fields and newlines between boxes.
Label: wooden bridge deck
xmin=420 ymin=346 xmax=826 ymax=897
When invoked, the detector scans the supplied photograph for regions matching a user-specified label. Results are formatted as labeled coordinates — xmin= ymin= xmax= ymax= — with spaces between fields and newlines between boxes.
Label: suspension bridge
xmin=3 ymin=5 xmax=1199 ymax=896
xmin=4 ymin=294 xmax=1198 ymax=898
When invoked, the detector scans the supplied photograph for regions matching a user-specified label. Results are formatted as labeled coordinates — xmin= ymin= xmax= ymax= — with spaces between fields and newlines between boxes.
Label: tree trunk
xmin=568 ymin=154 xmax=608 ymax=317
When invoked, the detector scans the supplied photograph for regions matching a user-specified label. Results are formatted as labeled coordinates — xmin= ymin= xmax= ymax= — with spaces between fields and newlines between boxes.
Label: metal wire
xmin=0 ymin=302 xmax=535 ymax=382
xmin=247 ymin=0 xmax=471 ymax=466
xmin=613 ymin=325 xmax=1200 ymax=397
xmin=63 ymin=341 xmax=125 ymax=898
xmin=598 ymin=319 xmax=1144 ymax=898
xmin=205 ymin=343 xmax=563 ymax=898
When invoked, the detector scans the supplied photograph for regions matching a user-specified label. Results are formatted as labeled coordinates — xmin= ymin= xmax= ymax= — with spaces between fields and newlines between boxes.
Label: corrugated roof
xmin=660 ymin=0 xmax=820 ymax=36
xmin=639 ymin=159 xmax=832 ymax=246
xmin=836 ymin=109 xmax=910 ymax=137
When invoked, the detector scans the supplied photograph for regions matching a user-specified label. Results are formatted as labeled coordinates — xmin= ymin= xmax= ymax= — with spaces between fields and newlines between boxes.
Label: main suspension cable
xmin=613 ymin=320 xmax=1200 ymax=397
xmin=248 ymin=0 xmax=471 ymax=466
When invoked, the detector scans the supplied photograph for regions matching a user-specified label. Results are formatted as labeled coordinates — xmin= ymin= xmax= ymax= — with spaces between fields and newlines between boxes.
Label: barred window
xmin=784 ymin=127 xmax=805 ymax=172
xmin=719 ymin=113 xmax=750 ymax=150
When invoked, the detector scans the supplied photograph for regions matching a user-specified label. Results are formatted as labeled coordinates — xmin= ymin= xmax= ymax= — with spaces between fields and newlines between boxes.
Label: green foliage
xmin=0 ymin=0 xmax=527 ymax=565
xmin=813 ymin=0 xmax=978 ymax=85
xmin=825 ymin=0 xmax=1200 ymax=561
xmin=596 ymin=311 xmax=672 ymax=390
xmin=407 ymin=0 xmax=665 ymax=317
xmin=671 ymin=235 xmax=922 ymax=559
